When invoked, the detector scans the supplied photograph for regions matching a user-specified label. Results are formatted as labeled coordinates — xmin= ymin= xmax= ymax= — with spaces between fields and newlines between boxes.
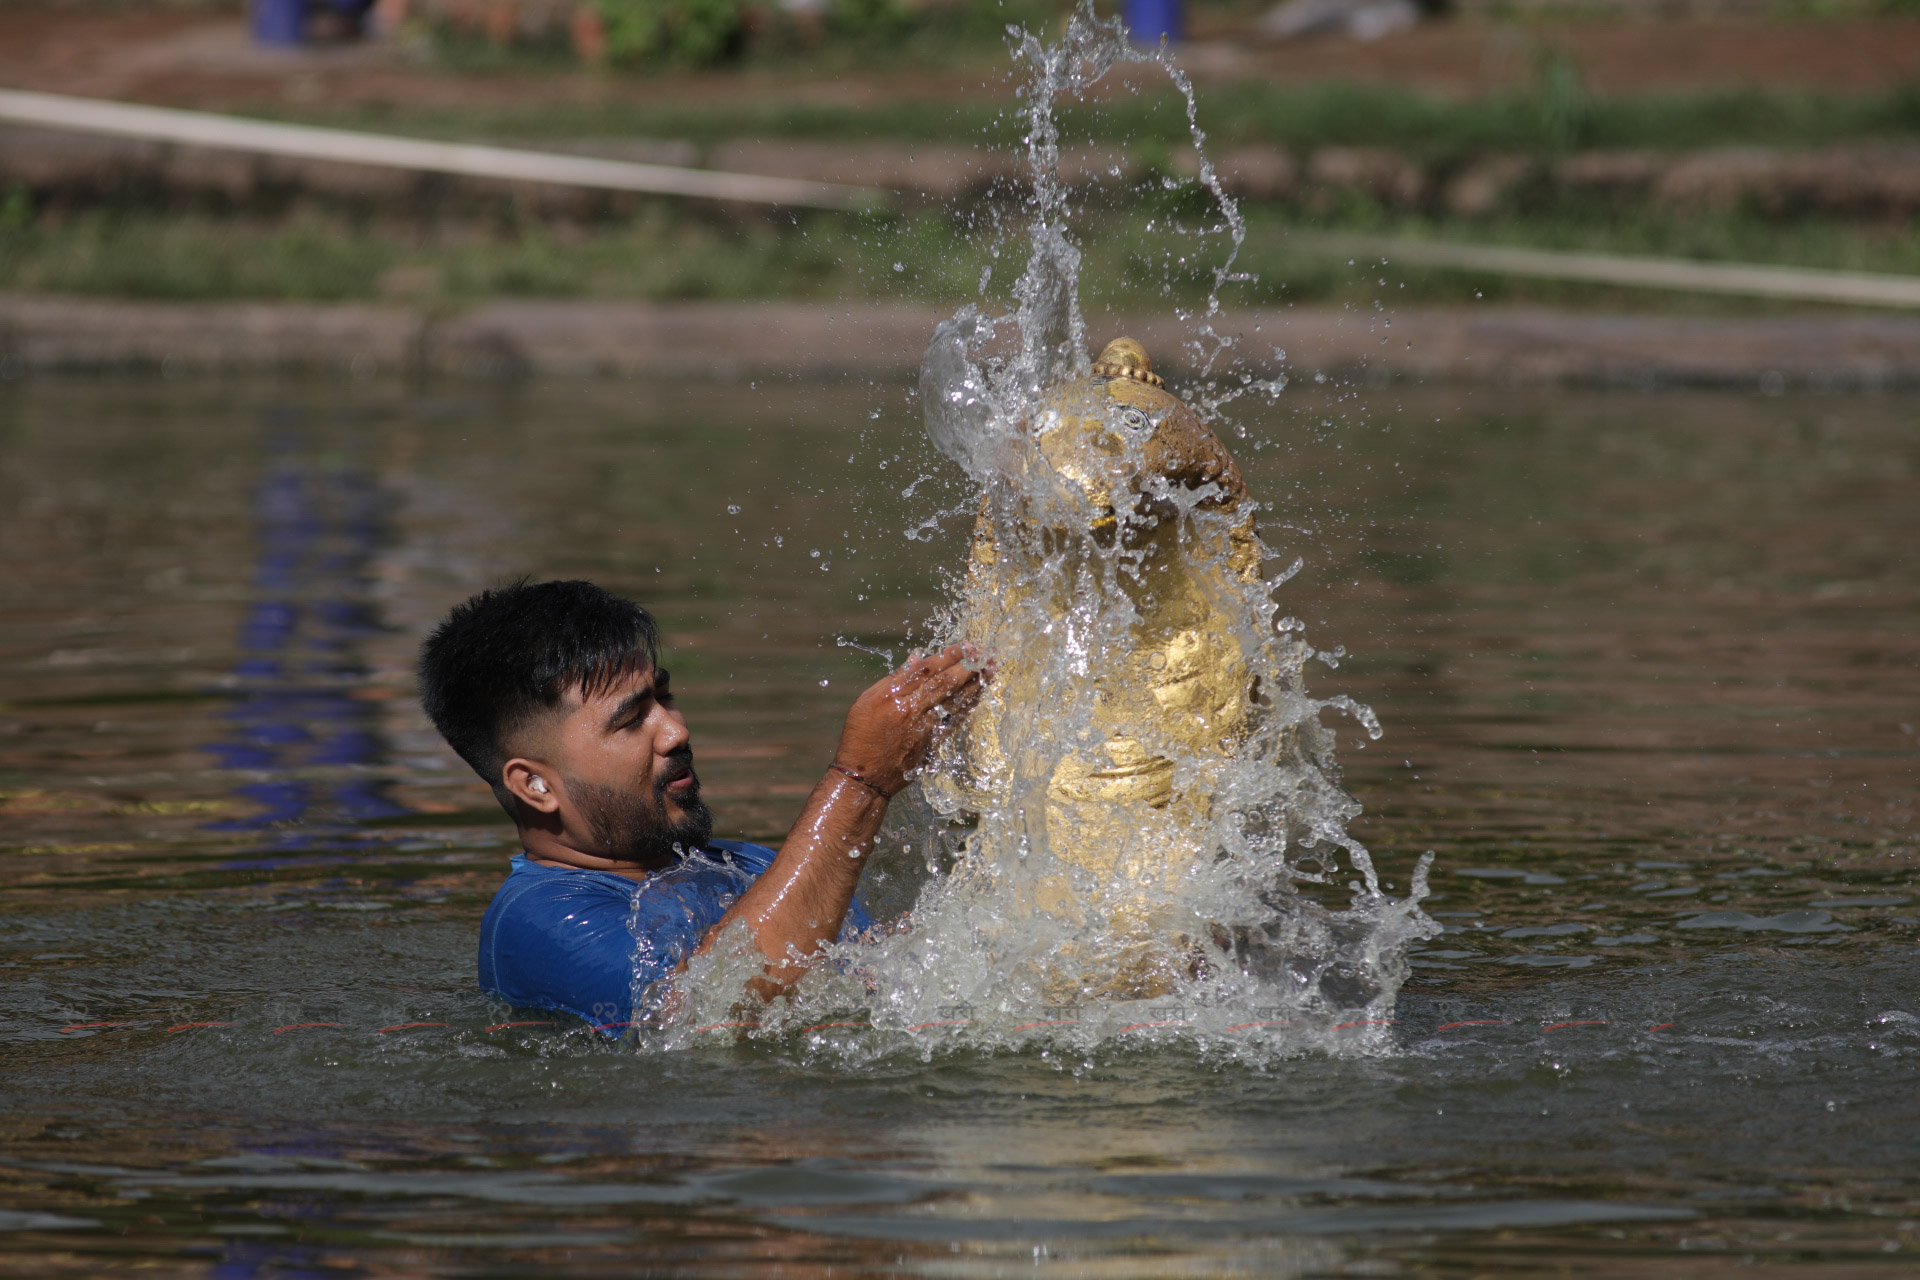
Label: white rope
xmin=0 ymin=87 xmax=884 ymax=213
xmin=1300 ymin=233 xmax=1920 ymax=310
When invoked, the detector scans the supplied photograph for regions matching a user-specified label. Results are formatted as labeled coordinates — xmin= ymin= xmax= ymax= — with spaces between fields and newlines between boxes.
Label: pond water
xmin=0 ymin=374 xmax=1915 ymax=1277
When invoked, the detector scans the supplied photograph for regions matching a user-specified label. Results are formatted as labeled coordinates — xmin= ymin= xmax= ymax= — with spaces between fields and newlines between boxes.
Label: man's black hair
xmin=419 ymin=579 xmax=660 ymax=798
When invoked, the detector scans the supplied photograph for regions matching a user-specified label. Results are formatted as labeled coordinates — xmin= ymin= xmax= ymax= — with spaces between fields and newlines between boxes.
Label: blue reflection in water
xmin=211 ymin=1239 xmax=336 ymax=1280
xmin=206 ymin=432 xmax=407 ymax=864
xmin=194 ymin=433 xmax=436 ymax=1274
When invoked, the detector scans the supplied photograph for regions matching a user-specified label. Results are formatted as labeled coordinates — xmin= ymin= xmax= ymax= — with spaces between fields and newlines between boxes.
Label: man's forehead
xmin=561 ymin=658 xmax=657 ymax=710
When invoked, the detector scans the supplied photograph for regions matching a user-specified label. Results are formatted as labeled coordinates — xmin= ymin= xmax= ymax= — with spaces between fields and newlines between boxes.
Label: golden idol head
xmin=1089 ymin=336 xmax=1165 ymax=388
xmin=1030 ymin=337 xmax=1247 ymax=532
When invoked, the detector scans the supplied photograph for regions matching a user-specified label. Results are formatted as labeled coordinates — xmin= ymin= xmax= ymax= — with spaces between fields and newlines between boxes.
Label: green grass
xmin=0 ymin=207 xmax=873 ymax=304
xmin=271 ymin=78 xmax=1920 ymax=157
xmin=5 ymin=200 xmax=1917 ymax=312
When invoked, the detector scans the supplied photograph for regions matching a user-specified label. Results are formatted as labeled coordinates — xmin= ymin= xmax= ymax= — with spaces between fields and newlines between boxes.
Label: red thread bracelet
xmin=829 ymin=762 xmax=890 ymax=798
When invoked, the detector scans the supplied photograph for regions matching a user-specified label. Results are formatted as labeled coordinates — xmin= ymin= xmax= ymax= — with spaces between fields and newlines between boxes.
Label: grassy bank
xmin=5 ymin=202 xmax=1917 ymax=313
xmin=284 ymin=78 xmax=1920 ymax=156
xmin=9 ymin=59 xmax=1918 ymax=314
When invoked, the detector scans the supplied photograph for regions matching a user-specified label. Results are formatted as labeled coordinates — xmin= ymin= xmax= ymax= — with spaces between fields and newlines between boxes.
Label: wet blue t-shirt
xmin=477 ymin=840 xmax=870 ymax=1030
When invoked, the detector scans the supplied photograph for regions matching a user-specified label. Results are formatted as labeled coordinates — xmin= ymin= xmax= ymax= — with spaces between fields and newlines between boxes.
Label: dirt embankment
xmin=5 ymin=292 xmax=1918 ymax=388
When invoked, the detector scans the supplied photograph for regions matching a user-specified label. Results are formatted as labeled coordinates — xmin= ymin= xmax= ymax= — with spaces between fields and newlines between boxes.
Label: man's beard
xmin=565 ymin=757 xmax=712 ymax=866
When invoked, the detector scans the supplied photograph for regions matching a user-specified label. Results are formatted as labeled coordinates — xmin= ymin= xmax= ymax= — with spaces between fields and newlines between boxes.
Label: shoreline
xmin=5 ymin=294 xmax=1920 ymax=389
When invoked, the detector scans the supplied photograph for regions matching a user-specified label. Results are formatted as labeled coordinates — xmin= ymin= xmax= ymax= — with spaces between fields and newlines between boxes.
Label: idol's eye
xmin=1119 ymin=408 xmax=1150 ymax=435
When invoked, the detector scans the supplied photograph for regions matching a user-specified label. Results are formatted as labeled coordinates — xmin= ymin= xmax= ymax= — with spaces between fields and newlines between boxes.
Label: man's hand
xmin=832 ymin=645 xmax=989 ymax=796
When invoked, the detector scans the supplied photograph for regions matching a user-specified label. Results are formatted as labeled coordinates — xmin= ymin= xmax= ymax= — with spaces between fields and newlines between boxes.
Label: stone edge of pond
xmin=3 ymin=293 xmax=1918 ymax=390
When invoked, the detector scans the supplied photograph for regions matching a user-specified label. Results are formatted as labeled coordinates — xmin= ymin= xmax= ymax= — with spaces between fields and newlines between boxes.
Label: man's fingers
xmin=900 ymin=645 xmax=972 ymax=682
xmin=886 ymin=645 xmax=981 ymax=703
xmin=919 ymin=660 xmax=980 ymax=709
xmin=915 ymin=644 xmax=964 ymax=669
xmin=913 ymin=666 xmax=984 ymax=737
xmin=949 ymin=671 xmax=986 ymax=708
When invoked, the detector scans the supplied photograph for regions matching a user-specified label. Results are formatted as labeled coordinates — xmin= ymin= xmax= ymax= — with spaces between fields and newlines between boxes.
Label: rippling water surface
xmin=1 ymin=375 xmax=1915 ymax=1276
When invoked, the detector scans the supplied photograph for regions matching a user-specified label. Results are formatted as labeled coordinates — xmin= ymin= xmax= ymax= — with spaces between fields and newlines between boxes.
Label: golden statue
xmin=928 ymin=337 xmax=1271 ymax=997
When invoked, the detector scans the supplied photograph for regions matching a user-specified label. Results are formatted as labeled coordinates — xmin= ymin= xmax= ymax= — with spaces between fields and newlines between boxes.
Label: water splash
xmin=654 ymin=1 xmax=1435 ymax=1061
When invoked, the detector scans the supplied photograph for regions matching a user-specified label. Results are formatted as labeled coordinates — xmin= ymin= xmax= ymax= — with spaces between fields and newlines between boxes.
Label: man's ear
xmin=502 ymin=758 xmax=561 ymax=814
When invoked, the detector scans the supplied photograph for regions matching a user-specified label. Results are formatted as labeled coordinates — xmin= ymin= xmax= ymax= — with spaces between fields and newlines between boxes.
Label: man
xmin=418 ymin=578 xmax=985 ymax=1030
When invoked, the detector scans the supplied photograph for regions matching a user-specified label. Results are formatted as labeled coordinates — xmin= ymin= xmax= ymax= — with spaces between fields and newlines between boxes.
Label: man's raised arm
xmin=695 ymin=645 xmax=986 ymax=997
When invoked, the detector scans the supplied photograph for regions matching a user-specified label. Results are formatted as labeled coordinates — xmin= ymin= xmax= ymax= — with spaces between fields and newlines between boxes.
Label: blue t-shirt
xmin=477 ymin=840 xmax=871 ymax=1031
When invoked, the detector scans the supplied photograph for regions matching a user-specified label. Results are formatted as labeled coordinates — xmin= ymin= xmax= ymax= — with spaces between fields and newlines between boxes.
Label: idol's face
xmin=535 ymin=661 xmax=712 ymax=866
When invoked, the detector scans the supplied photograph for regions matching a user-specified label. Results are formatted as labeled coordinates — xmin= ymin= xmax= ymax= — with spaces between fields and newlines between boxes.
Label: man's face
xmin=531 ymin=661 xmax=712 ymax=867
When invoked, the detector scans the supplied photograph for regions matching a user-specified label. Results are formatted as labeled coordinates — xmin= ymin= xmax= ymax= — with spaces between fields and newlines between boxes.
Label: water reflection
xmin=207 ymin=428 xmax=407 ymax=862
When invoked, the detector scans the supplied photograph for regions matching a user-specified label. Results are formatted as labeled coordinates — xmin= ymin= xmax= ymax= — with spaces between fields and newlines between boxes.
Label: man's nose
xmin=654 ymin=708 xmax=691 ymax=757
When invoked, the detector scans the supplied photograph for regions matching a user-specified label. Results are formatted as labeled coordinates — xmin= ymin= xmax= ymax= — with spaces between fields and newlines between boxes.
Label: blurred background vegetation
xmin=395 ymin=0 xmax=1920 ymax=72
xmin=1 ymin=0 xmax=1917 ymax=311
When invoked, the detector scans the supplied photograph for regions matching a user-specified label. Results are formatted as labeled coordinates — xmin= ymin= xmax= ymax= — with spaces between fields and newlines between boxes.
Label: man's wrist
xmin=811 ymin=768 xmax=889 ymax=862
xmin=828 ymin=760 xmax=894 ymax=799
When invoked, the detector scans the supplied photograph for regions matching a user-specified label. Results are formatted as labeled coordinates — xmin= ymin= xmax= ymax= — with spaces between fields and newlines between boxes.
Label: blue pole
xmin=1125 ymin=0 xmax=1181 ymax=45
